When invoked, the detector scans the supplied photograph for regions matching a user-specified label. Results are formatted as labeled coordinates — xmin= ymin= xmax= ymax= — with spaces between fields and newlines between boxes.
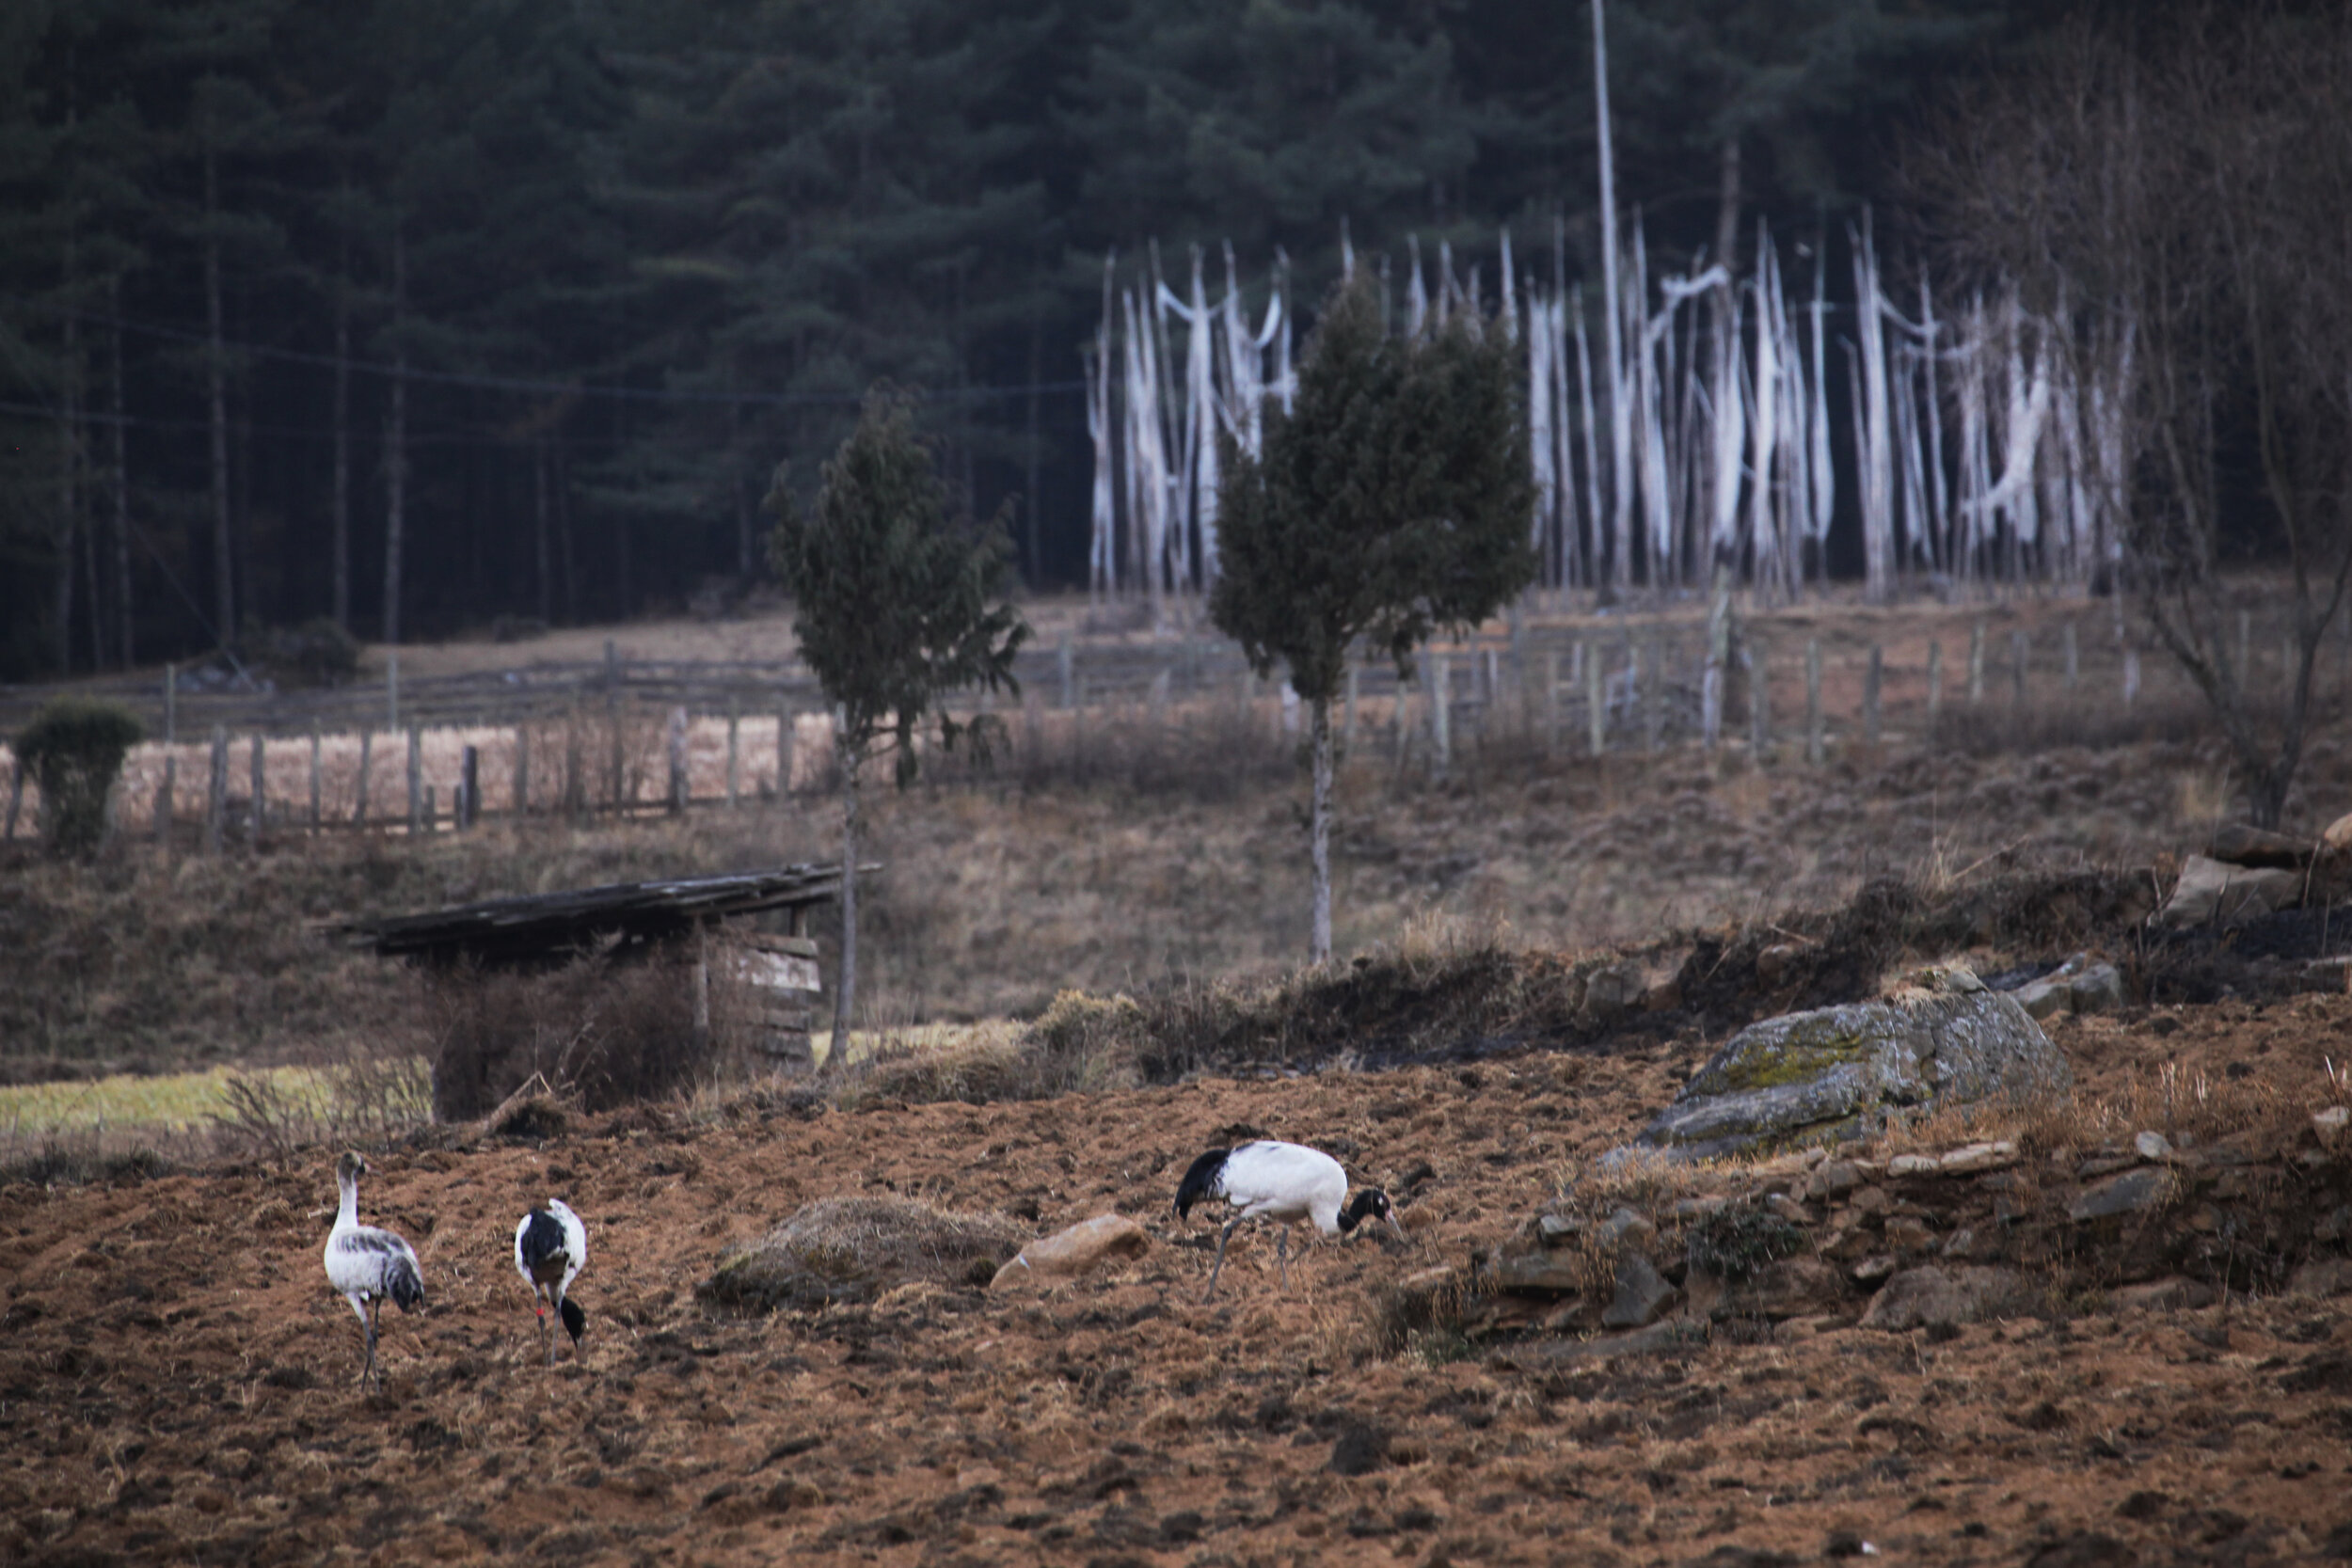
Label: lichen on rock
xmin=1630 ymin=967 xmax=2069 ymax=1162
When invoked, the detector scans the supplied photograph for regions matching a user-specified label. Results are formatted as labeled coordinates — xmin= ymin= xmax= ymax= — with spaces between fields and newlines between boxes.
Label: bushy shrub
xmin=13 ymin=698 xmax=143 ymax=857
xmin=252 ymin=618 xmax=362 ymax=687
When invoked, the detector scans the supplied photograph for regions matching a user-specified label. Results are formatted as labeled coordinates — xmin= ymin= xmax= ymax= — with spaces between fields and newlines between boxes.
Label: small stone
xmin=1883 ymin=1215 xmax=1933 ymax=1252
xmin=1851 ymin=1254 xmax=1898 ymax=1284
xmin=2109 ymin=1277 xmax=2217 ymax=1313
xmin=2287 ymin=1258 xmax=2352 ymax=1297
xmin=2068 ymin=962 xmax=2124 ymax=1014
xmin=1939 ymin=1141 xmax=2018 ymax=1175
xmin=1886 ymin=1153 xmax=1939 ymax=1178
xmin=2324 ymin=811 xmax=2352 ymax=854
xmin=1756 ymin=942 xmax=1802 ymax=987
xmin=1765 ymin=1193 xmax=1811 ymax=1225
xmin=1940 ymin=1227 xmax=1979 ymax=1259
xmin=1857 ymin=1265 xmax=2034 ymax=1330
xmin=2207 ymin=821 xmax=2312 ymax=868
xmin=2313 ymin=1106 xmax=2350 ymax=1150
xmin=1849 ymin=1185 xmax=1891 ymax=1217
xmin=2157 ymin=855 xmax=2302 ymax=927
xmin=1538 ymin=1212 xmax=1581 ymax=1243
xmin=989 ymin=1213 xmax=1150 ymax=1291
xmin=2133 ymin=1131 xmax=2173 ymax=1163
xmin=2070 ymin=1167 xmax=2176 ymax=1224
xmin=2015 ymin=977 xmax=2072 ymax=1021
xmin=1600 ymin=1253 xmax=1679 ymax=1330
xmin=1808 ymin=1161 xmax=1863 ymax=1202
xmin=1490 ymin=1252 xmax=1586 ymax=1294
xmin=1597 ymin=1207 xmax=1658 ymax=1248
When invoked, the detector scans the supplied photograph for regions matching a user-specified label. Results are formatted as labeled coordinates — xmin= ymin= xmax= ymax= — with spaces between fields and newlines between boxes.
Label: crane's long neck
xmin=335 ymin=1171 xmax=359 ymax=1230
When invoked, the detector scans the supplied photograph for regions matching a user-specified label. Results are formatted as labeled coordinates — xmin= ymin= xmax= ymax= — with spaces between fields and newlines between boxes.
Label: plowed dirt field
xmin=7 ymin=995 xmax=2352 ymax=1567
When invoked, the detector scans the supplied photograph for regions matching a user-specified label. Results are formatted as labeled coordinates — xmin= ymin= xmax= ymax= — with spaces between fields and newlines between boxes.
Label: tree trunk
xmin=57 ymin=232 xmax=79 ymax=673
xmin=110 ymin=302 xmax=132 ymax=667
xmin=382 ymin=220 xmax=407 ymax=644
xmin=535 ymin=441 xmax=552 ymax=625
xmin=1310 ymin=692 xmax=1334 ymax=965
xmin=1593 ymin=0 xmax=1631 ymax=601
xmin=830 ymin=732 xmax=861 ymax=1073
xmin=205 ymin=147 xmax=233 ymax=647
xmin=332 ymin=258 xmax=351 ymax=632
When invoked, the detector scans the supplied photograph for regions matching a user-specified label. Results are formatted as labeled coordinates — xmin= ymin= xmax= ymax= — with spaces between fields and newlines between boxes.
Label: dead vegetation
xmin=699 ymin=1196 xmax=1028 ymax=1312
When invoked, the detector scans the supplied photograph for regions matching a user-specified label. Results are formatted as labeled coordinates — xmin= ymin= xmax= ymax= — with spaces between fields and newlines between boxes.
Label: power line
xmin=0 ymin=292 xmax=1088 ymax=409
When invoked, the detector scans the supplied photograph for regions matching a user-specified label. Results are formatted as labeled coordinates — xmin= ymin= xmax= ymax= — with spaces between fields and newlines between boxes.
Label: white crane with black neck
xmin=513 ymin=1199 xmax=588 ymax=1365
xmin=1173 ymin=1139 xmax=1407 ymax=1301
xmin=322 ymin=1151 xmax=424 ymax=1392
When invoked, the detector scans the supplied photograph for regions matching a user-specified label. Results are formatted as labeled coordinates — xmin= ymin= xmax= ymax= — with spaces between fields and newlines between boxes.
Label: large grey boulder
xmin=1631 ymin=968 xmax=2069 ymax=1162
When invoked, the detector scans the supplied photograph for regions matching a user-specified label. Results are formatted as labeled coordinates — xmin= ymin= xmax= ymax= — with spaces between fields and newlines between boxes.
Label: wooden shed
xmin=328 ymin=863 xmax=866 ymax=1073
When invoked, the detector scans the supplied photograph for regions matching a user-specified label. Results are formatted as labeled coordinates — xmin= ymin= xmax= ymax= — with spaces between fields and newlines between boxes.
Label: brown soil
xmin=5 ymin=1000 xmax=2348 ymax=1566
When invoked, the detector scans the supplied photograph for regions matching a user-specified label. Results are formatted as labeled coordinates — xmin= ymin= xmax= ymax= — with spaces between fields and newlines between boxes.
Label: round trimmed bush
xmin=13 ymin=698 xmax=144 ymax=857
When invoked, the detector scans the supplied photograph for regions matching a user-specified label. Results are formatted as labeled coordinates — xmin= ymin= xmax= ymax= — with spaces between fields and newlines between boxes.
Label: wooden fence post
xmin=1058 ymin=631 xmax=1074 ymax=709
xmin=387 ymin=651 xmax=400 ymax=733
xmin=1644 ymin=641 xmax=1662 ymax=752
xmin=207 ymin=726 xmax=227 ymax=853
xmin=308 ymin=722 xmax=322 ymax=832
xmin=1430 ymin=653 xmax=1451 ymax=775
xmin=726 ymin=695 xmax=740 ymax=810
xmin=776 ymin=704 xmax=794 ymax=799
xmin=356 ymin=732 xmax=372 ymax=825
xmin=514 ymin=725 xmax=531 ymax=818
xmin=2010 ymin=629 xmax=2029 ymax=710
xmin=2063 ymin=622 xmax=2080 ymax=691
xmin=1804 ymin=640 xmax=1824 ymax=765
xmin=154 ymin=755 xmax=175 ymax=843
xmin=1925 ymin=641 xmax=1944 ymax=739
xmin=564 ymin=723 xmax=584 ymax=816
xmin=2235 ymin=609 xmax=2250 ymax=697
xmin=406 ymin=724 xmax=423 ymax=837
xmin=246 ymin=735 xmax=264 ymax=847
xmin=666 ymin=705 xmax=689 ymax=816
xmin=1545 ymin=650 xmax=1561 ymax=754
xmin=164 ymin=662 xmax=177 ymax=744
xmin=455 ymin=745 xmax=476 ymax=831
xmin=1748 ymin=645 xmax=1770 ymax=758
xmin=1968 ymin=620 xmax=1985 ymax=705
xmin=3 ymin=759 xmax=22 ymax=842
xmin=423 ymin=784 xmax=436 ymax=834
xmin=1864 ymin=644 xmax=1883 ymax=747
xmin=1586 ymin=644 xmax=1605 ymax=758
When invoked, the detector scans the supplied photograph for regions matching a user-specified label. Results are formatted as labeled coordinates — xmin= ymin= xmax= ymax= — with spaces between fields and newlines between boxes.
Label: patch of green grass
xmin=0 ymin=1065 xmax=341 ymax=1136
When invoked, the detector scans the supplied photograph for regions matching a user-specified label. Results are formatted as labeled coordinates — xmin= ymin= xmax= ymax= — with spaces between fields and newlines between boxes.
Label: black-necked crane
xmin=1173 ymin=1139 xmax=1407 ymax=1301
xmin=513 ymin=1198 xmax=588 ymax=1365
xmin=322 ymin=1151 xmax=424 ymax=1391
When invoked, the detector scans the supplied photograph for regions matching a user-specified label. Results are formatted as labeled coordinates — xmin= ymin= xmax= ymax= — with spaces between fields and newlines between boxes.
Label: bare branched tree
xmin=1913 ymin=7 xmax=2352 ymax=827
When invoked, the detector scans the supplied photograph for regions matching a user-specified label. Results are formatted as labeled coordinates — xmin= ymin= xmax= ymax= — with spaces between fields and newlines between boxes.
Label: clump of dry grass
xmin=846 ymin=991 xmax=1151 ymax=1105
xmin=698 ymin=1196 xmax=1026 ymax=1313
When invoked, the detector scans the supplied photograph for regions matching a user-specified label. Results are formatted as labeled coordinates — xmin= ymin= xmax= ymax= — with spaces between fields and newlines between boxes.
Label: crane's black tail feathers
xmin=1173 ymin=1148 xmax=1231 ymax=1219
xmin=559 ymin=1296 xmax=587 ymax=1346
xmin=387 ymin=1258 xmax=425 ymax=1312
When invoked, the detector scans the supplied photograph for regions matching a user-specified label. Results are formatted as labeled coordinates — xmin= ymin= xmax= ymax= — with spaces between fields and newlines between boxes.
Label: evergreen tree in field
xmin=1212 ymin=273 xmax=1534 ymax=966
xmin=766 ymin=390 xmax=1027 ymax=1069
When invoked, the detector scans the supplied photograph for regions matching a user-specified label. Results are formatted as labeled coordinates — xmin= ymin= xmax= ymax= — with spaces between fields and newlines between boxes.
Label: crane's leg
xmin=1203 ymin=1217 xmax=1242 ymax=1303
xmin=1277 ymin=1227 xmax=1292 ymax=1291
xmin=362 ymin=1298 xmax=381 ymax=1392
xmin=547 ymin=1291 xmax=561 ymax=1366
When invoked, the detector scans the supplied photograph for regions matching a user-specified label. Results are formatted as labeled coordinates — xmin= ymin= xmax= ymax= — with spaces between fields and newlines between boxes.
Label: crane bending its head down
xmin=514 ymin=1199 xmax=589 ymax=1366
xmin=1173 ymin=1139 xmax=1407 ymax=1301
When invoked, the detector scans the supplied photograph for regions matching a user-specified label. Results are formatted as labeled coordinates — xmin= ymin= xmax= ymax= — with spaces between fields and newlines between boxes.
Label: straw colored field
xmin=0 ymin=1064 xmax=341 ymax=1136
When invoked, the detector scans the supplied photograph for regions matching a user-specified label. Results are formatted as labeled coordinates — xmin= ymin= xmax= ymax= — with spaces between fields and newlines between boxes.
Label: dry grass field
xmin=4 ymin=586 xmax=2352 ymax=1566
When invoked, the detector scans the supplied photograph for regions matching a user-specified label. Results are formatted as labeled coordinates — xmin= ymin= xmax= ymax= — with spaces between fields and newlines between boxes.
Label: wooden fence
xmin=2 ymin=608 xmax=2340 ymax=850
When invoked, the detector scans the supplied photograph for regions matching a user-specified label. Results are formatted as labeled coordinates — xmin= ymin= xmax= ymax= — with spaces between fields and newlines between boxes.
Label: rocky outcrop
xmin=1479 ymin=1114 xmax=2352 ymax=1347
xmin=2156 ymin=855 xmax=2303 ymax=928
xmin=1629 ymin=967 xmax=2068 ymax=1161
